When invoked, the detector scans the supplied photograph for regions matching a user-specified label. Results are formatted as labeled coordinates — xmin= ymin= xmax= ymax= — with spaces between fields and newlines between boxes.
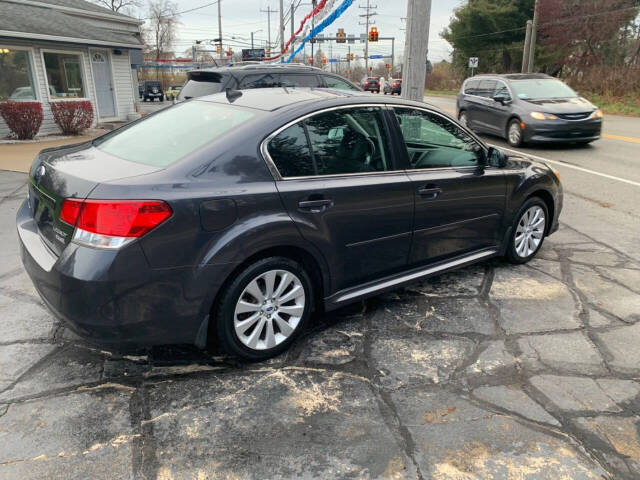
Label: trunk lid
xmin=28 ymin=141 xmax=163 ymax=256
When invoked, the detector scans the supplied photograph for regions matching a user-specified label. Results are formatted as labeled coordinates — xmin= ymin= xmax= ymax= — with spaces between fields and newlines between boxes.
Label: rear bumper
xmin=524 ymin=119 xmax=602 ymax=143
xmin=17 ymin=200 xmax=233 ymax=349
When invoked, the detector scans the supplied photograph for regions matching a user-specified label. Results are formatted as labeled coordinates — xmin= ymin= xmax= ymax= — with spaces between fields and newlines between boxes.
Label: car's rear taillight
xmin=60 ymin=199 xmax=172 ymax=249
xmin=393 ymin=83 xmax=398 ymax=87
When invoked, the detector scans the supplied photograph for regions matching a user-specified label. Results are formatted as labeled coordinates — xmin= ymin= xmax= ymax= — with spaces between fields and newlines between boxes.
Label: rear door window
xmin=280 ymin=74 xmax=321 ymax=87
xmin=239 ymin=73 xmax=281 ymax=88
xmin=305 ymin=107 xmax=393 ymax=175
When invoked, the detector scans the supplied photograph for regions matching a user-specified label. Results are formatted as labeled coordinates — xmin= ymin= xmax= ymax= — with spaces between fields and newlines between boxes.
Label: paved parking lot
xmin=2 ymin=156 xmax=640 ymax=477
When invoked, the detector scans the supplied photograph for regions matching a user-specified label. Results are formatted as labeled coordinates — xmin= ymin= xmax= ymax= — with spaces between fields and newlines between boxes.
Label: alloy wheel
xmin=514 ymin=206 xmax=546 ymax=257
xmin=508 ymin=122 xmax=522 ymax=145
xmin=233 ymin=269 xmax=305 ymax=351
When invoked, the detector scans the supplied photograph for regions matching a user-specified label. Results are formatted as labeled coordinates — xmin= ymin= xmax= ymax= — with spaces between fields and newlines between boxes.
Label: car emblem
xmin=35 ymin=165 xmax=46 ymax=183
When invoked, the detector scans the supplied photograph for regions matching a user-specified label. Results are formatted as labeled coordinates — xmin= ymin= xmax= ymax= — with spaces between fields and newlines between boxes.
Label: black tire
xmin=505 ymin=197 xmax=549 ymax=264
xmin=507 ymin=118 xmax=524 ymax=147
xmin=214 ymin=256 xmax=314 ymax=361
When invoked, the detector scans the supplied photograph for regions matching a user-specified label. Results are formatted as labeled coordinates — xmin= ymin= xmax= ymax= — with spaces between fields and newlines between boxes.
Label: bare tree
xmin=91 ymin=0 xmax=141 ymax=14
xmin=145 ymin=0 xmax=179 ymax=61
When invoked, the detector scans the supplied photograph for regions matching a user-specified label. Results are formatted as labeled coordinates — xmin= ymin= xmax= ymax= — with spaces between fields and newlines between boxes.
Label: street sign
xmin=468 ymin=57 xmax=479 ymax=68
xmin=329 ymin=58 xmax=338 ymax=63
xmin=370 ymin=54 xmax=383 ymax=59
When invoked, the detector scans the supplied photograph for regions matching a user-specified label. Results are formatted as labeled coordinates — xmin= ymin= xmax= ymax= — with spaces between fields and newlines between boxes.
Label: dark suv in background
xmin=456 ymin=73 xmax=602 ymax=147
xmin=361 ymin=77 xmax=380 ymax=93
xmin=141 ymin=80 xmax=164 ymax=102
xmin=177 ymin=64 xmax=360 ymax=100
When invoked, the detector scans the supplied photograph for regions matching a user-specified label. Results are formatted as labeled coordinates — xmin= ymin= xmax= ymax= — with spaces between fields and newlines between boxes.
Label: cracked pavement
xmin=1 ymin=170 xmax=640 ymax=479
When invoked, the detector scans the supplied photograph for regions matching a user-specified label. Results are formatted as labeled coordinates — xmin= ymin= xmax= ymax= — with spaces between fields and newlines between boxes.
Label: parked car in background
xmin=361 ymin=77 xmax=380 ymax=93
xmin=384 ymin=79 xmax=402 ymax=95
xmin=165 ymin=85 xmax=182 ymax=100
xmin=177 ymin=64 xmax=360 ymax=101
xmin=138 ymin=82 xmax=144 ymax=99
xmin=456 ymin=73 xmax=603 ymax=147
xmin=18 ymin=87 xmax=562 ymax=360
xmin=141 ymin=80 xmax=164 ymax=102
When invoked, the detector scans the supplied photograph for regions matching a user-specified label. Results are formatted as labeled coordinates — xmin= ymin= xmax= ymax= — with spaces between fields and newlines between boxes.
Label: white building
xmin=0 ymin=0 xmax=144 ymax=136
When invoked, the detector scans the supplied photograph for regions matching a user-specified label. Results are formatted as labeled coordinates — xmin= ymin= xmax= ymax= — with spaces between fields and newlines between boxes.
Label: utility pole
xmin=347 ymin=45 xmax=351 ymax=79
xmin=291 ymin=1 xmax=295 ymax=56
xmin=217 ymin=0 xmax=223 ymax=60
xmin=279 ymin=0 xmax=285 ymax=62
xmin=261 ymin=6 xmax=277 ymax=56
xmin=359 ymin=0 xmax=377 ymax=73
xmin=522 ymin=19 xmax=532 ymax=73
xmin=402 ymin=0 xmax=431 ymax=102
xmin=391 ymin=37 xmax=394 ymax=74
xmin=527 ymin=0 xmax=539 ymax=73
xmin=251 ymin=31 xmax=255 ymax=49
xmin=311 ymin=0 xmax=316 ymax=61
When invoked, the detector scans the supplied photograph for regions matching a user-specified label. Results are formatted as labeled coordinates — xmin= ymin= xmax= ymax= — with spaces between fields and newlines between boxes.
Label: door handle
xmin=298 ymin=199 xmax=333 ymax=213
xmin=418 ymin=186 xmax=442 ymax=199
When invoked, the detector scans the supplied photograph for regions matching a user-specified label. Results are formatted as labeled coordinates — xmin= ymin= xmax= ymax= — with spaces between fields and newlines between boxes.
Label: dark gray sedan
xmin=18 ymin=88 xmax=562 ymax=360
xmin=456 ymin=73 xmax=603 ymax=147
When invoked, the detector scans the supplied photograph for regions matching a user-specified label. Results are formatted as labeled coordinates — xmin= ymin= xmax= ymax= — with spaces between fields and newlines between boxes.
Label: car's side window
xmin=323 ymin=76 xmax=358 ymax=91
xmin=267 ymin=123 xmax=315 ymax=177
xmin=239 ymin=73 xmax=281 ymax=89
xmin=305 ymin=107 xmax=393 ymax=175
xmin=476 ymin=79 xmax=497 ymax=98
xmin=493 ymin=81 xmax=511 ymax=101
xmin=280 ymin=74 xmax=321 ymax=88
xmin=464 ymin=79 xmax=480 ymax=95
xmin=393 ymin=107 xmax=484 ymax=169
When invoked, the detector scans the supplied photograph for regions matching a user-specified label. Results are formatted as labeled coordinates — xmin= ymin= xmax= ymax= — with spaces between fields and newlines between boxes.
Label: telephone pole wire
xmin=359 ymin=0 xmax=377 ymax=73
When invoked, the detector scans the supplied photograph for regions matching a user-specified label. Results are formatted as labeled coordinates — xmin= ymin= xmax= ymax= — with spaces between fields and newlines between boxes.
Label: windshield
xmin=94 ymin=101 xmax=257 ymax=166
xmin=511 ymin=79 xmax=578 ymax=100
xmin=178 ymin=72 xmax=226 ymax=100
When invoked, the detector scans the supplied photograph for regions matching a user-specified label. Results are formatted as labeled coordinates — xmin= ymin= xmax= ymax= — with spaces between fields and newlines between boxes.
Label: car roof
xmin=196 ymin=87 xmax=441 ymax=113
xmin=187 ymin=64 xmax=328 ymax=76
xmin=468 ymin=73 xmax=552 ymax=82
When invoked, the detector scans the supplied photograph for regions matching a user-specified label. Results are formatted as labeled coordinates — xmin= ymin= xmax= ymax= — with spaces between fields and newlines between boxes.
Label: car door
xmin=390 ymin=106 xmax=506 ymax=265
xmin=472 ymin=79 xmax=501 ymax=134
xmin=461 ymin=79 xmax=482 ymax=127
xmin=482 ymin=80 xmax=513 ymax=136
xmin=264 ymin=105 xmax=414 ymax=292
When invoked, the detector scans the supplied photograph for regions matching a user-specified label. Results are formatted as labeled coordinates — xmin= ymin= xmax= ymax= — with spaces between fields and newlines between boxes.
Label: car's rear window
xmin=94 ymin=101 xmax=257 ymax=167
xmin=178 ymin=72 xmax=226 ymax=100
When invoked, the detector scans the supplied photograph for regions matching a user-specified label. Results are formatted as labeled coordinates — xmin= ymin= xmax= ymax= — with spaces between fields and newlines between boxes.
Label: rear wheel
xmin=507 ymin=119 xmax=524 ymax=147
xmin=214 ymin=257 xmax=313 ymax=361
xmin=506 ymin=197 xmax=548 ymax=264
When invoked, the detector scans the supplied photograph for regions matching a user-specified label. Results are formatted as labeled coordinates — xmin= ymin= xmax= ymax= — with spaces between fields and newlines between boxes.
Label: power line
xmin=140 ymin=0 xmax=220 ymax=20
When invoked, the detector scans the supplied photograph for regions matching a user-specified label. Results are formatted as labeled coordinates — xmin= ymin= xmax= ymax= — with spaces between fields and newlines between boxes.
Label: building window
xmin=0 ymin=48 xmax=36 ymax=101
xmin=43 ymin=52 xmax=86 ymax=99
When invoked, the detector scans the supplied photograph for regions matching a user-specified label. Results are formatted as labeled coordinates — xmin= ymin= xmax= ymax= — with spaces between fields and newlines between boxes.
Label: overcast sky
xmin=163 ymin=0 xmax=464 ymax=62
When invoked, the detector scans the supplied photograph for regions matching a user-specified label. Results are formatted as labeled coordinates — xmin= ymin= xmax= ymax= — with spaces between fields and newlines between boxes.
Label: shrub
xmin=0 ymin=101 xmax=44 ymax=140
xmin=50 ymin=100 xmax=94 ymax=135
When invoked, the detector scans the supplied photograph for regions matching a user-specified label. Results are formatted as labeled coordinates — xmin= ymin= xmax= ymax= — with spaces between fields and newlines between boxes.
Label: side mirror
xmin=493 ymin=95 xmax=509 ymax=105
xmin=487 ymin=147 xmax=508 ymax=168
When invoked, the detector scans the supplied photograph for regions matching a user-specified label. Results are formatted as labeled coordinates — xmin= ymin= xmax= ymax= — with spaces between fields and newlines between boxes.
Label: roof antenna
xmin=225 ymin=88 xmax=242 ymax=103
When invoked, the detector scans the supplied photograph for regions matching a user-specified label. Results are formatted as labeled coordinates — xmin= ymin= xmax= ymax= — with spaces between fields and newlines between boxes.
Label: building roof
xmin=0 ymin=0 xmax=143 ymax=49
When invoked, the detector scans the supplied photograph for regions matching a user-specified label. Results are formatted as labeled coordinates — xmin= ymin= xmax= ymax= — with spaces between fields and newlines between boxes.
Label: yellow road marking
xmin=602 ymin=133 xmax=640 ymax=144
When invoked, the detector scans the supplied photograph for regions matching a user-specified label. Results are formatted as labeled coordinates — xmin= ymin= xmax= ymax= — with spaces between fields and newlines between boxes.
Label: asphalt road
xmin=424 ymin=94 xmax=640 ymax=263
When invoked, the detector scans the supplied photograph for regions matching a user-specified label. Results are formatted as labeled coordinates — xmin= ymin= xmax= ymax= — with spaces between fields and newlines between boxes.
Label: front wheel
xmin=506 ymin=197 xmax=548 ymax=264
xmin=459 ymin=111 xmax=469 ymax=128
xmin=214 ymin=257 xmax=313 ymax=361
xmin=507 ymin=119 xmax=524 ymax=147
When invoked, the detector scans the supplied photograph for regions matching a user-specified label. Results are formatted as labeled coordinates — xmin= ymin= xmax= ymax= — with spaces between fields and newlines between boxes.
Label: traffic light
xmin=216 ymin=44 xmax=221 ymax=54
xmin=385 ymin=63 xmax=390 ymax=70
xmin=369 ymin=26 xmax=378 ymax=42
xmin=337 ymin=28 xmax=346 ymax=43
xmin=308 ymin=57 xmax=314 ymax=64
xmin=322 ymin=56 xmax=327 ymax=64
xmin=266 ymin=47 xmax=271 ymax=56
xmin=349 ymin=52 xmax=355 ymax=61
xmin=227 ymin=47 xmax=232 ymax=57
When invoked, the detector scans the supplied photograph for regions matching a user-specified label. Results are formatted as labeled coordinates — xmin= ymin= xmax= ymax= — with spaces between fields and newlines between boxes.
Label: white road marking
xmin=495 ymin=145 xmax=640 ymax=188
